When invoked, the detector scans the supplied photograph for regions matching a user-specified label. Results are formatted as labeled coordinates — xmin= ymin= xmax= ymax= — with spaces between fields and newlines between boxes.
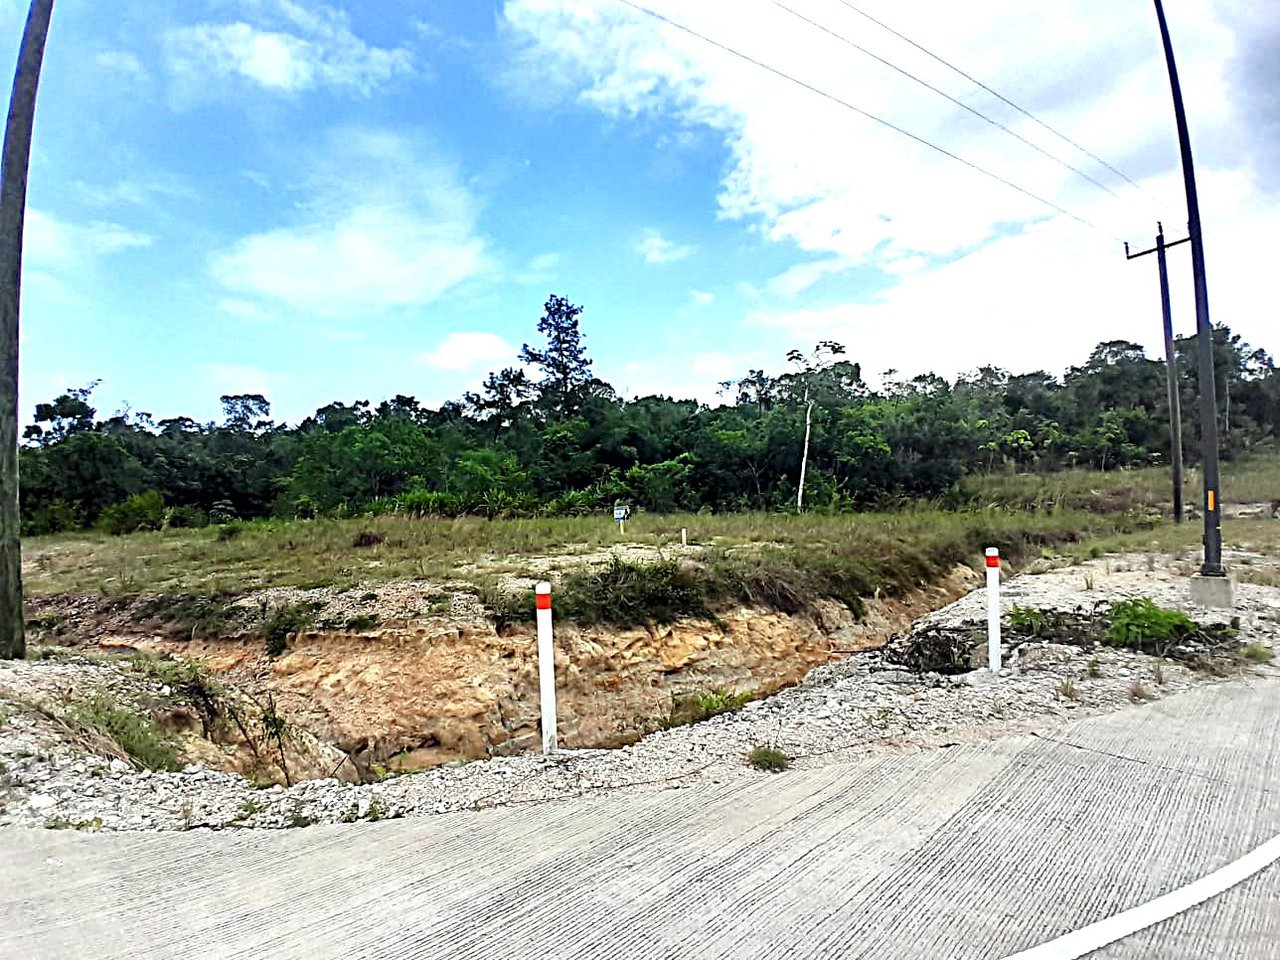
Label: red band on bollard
xmin=985 ymin=554 xmax=1000 ymax=568
xmin=536 ymin=592 xmax=552 ymax=610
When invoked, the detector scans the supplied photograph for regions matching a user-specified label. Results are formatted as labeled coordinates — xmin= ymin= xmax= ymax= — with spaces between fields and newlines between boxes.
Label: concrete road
xmin=2 ymin=678 xmax=1277 ymax=960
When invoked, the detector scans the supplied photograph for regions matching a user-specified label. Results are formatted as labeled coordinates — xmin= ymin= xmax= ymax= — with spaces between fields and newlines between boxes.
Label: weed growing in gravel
xmin=1086 ymin=658 xmax=1102 ymax=678
xmin=1152 ymin=661 xmax=1166 ymax=686
xmin=1007 ymin=605 xmax=1047 ymax=636
xmin=72 ymin=695 xmax=181 ymax=772
xmin=235 ymin=798 xmax=260 ymax=821
xmin=264 ymin=602 xmax=321 ymax=657
xmin=1056 ymin=679 xmax=1078 ymax=700
xmin=44 ymin=816 xmax=103 ymax=831
xmin=1128 ymin=681 xmax=1154 ymax=701
xmin=661 ymin=689 xmax=750 ymax=729
xmin=1240 ymin=643 xmax=1273 ymax=663
xmin=748 ymin=746 xmax=790 ymax=772
xmin=286 ymin=811 xmax=314 ymax=829
xmin=1106 ymin=598 xmax=1198 ymax=654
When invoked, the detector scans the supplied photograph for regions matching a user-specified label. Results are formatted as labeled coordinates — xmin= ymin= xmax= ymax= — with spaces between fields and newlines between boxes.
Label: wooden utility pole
xmin=0 ymin=0 xmax=54 ymax=659
xmin=1125 ymin=224 xmax=1189 ymax=523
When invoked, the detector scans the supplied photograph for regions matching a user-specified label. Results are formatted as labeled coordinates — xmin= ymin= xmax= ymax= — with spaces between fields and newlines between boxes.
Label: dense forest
xmin=19 ymin=295 xmax=1280 ymax=535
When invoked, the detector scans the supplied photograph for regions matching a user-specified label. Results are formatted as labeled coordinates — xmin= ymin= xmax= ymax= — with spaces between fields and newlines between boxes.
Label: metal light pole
xmin=1153 ymin=0 xmax=1224 ymax=576
xmin=0 ymin=0 xmax=54 ymax=659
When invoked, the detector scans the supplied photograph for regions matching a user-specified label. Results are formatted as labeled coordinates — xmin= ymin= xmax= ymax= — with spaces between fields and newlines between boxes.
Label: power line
xmin=771 ymin=0 xmax=1124 ymax=202
xmin=828 ymin=0 xmax=1167 ymax=210
xmin=614 ymin=0 xmax=1121 ymax=241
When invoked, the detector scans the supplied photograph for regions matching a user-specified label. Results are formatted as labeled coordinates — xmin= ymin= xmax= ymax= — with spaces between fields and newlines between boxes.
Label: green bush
xmin=1105 ymin=597 xmax=1197 ymax=654
xmin=264 ymin=602 xmax=321 ymax=657
xmin=73 ymin=695 xmax=181 ymax=772
xmin=166 ymin=505 xmax=209 ymax=529
xmin=557 ymin=557 xmax=712 ymax=627
xmin=209 ymin=500 xmax=238 ymax=524
xmin=98 ymin=491 xmax=166 ymax=536
xmin=22 ymin=498 xmax=85 ymax=535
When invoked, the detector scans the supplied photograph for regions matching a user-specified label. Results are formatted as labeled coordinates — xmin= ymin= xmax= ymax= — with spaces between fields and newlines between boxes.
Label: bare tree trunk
xmin=796 ymin=388 xmax=812 ymax=512
xmin=0 ymin=0 xmax=54 ymax=660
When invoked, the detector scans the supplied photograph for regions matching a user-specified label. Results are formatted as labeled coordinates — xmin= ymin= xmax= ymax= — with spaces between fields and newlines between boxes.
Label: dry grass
xmin=23 ymin=506 xmax=1151 ymax=600
xmin=970 ymin=454 xmax=1280 ymax=514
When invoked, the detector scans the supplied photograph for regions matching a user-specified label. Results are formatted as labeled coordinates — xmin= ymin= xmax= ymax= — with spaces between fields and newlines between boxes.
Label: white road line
xmin=1002 ymin=833 xmax=1280 ymax=960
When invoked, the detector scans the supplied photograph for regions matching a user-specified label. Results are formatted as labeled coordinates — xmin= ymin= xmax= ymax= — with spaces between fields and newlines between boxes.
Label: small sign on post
xmin=535 ymin=581 xmax=557 ymax=754
xmin=985 ymin=548 xmax=1001 ymax=672
xmin=613 ymin=502 xmax=631 ymax=536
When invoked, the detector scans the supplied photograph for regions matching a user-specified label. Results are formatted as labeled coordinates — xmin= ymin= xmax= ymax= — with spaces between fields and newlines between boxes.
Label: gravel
xmin=3 ymin=549 xmax=1278 ymax=833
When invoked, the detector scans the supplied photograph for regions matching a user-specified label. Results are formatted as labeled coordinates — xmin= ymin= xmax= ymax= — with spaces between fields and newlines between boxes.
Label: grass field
xmin=964 ymin=452 xmax=1279 ymax=512
xmin=21 ymin=456 xmax=1280 ymax=627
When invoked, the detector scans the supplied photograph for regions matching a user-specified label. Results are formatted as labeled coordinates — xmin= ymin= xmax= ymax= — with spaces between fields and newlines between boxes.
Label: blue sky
xmin=5 ymin=0 xmax=1275 ymax=425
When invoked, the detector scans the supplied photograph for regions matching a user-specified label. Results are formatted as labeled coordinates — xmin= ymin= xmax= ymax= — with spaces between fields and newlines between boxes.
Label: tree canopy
xmin=18 ymin=294 xmax=1280 ymax=535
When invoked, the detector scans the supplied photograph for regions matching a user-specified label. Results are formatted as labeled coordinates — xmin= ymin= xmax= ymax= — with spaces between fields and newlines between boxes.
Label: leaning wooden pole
xmin=0 ymin=0 xmax=54 ymax=660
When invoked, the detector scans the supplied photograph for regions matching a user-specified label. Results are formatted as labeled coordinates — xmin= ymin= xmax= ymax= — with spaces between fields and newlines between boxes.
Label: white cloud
xmin=416 ymin=332 xmax=515 ymax=371
xmin=219 ymin=298 xmax=276 ymax=323
xmin=95 ymin=51 xmax=147 ymax=81
xmin=25 ymin=210 xmax=151 ymax=268
xmin=753 ymin=170 xmax=1280 ymax=382
xmin=767 ymin=257 xmax=850 ymax=296
xmin=210 ymin=130 xmax=487 ymax=318
xmin=164 ymin=1 xmax=413 ymax=97
xmin=635 ymin=228 xmax=698 ymax=264
xmin=502 ymin=0 xmax=1272 ymax=377
xmin=690 ymin=288 xmax=714 ymax=304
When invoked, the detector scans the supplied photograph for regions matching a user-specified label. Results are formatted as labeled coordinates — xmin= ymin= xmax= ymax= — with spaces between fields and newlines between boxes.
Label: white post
xmin=985 ymin=548 xmax=1001 ymax=672
xmin=681 ymin=527 xmax=687 ymax=547
xmin=535 ymin=581 xmax=557 ymax=754
xmin=619 ymin=519 xmax=625 ymax=537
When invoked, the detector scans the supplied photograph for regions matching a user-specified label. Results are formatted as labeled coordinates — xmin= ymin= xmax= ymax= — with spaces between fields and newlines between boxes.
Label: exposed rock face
xmin=28 ymin=565 xmax=981 ymax=778
xmin=155 ymin=608 xmax=836 ymax=774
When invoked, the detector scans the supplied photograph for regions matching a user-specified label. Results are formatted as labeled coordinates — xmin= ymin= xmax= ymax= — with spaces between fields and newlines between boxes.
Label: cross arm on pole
xmin=1126 ymin=235 xmax=1190 ymax=260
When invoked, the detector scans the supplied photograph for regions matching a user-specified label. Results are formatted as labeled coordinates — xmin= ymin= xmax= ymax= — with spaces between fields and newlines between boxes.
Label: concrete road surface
xmin=2 ymin=678 xmax=1277 ymax=960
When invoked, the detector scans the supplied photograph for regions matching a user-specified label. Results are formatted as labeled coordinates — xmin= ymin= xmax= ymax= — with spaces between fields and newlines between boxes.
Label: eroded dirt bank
xmin=25 ymin=566 xmax=981 ymax=776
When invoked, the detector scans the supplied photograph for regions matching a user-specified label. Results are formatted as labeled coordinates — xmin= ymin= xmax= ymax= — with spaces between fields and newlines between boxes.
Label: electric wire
xmin=771 ymin=0 xmax=1125 ymax=202
xmin=614 ymin=0 xmax=1123 ymax=242
xmin=829 ymin=0 xmax=1172 ymax=214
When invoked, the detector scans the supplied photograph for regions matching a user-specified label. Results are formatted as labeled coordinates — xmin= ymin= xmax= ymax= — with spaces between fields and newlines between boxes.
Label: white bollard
xmin=535 ymin=581 xmax=557 ymax=754
xmin=986 ymin=548 xmax=1001 ymax=672
xmin=681 ymin=528 xmax=687 ymax=547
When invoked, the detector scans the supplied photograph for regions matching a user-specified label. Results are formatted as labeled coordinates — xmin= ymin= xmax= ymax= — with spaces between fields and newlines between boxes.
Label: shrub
xmin=264 ymin=602 xmax=321 ymax=657
xmin=209 ymin=500 xmax=238 ymax=524
xmin=352 ymin=530 xmax=385 ymax=548
xmin=557 ymin=557 xmax=712 ymax=627
xmin=135 ymin=594 xmax=245 ymax=639
xmin=98 ymin=491 xmax=166 ymax=536
xmin=166 ymin=505 xmax=209 ymax=529
xmin=215 ymin=522 xmax=242 ymax=542
xmin=748 ymin=746 xmax=790 ymax=772
xmin=1105 ymin=598 xmax=1197 ymax=654
xmin=72 ymin=695 xmax=181 ymax=772
xmin=22 ymin=498 xmax=84 ymax=535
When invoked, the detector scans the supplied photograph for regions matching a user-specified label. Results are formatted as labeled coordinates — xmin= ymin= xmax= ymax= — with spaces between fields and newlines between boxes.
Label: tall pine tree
xmin=519 ymin=294 xmax=593 ymax=416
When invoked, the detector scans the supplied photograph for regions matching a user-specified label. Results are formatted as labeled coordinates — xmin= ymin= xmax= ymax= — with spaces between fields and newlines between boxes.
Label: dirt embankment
xmin=27 ymin=566 xmax=980 ymax=778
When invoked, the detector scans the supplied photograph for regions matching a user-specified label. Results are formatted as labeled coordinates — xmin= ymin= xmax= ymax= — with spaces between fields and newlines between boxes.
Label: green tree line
xmin=19 ymin=295 xmax=1280 ymax=535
